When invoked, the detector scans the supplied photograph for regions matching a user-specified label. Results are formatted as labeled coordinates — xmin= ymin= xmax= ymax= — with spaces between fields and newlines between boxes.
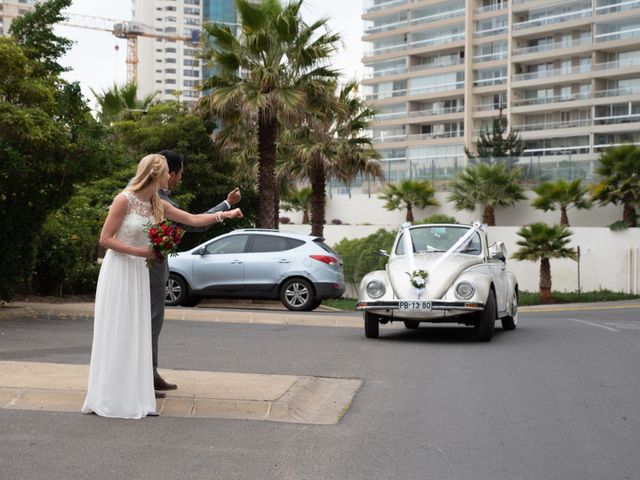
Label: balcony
xmin=408 ymin=105 xmax=465 ymax=117
xmin=366 ymin=81 xmax=464 ymax=101
xmin=593 ymin=86 xmax=640 ymax=97
xmin=474 ymin=26 xmax=508 ymax=38
xmin=408 ymin=131 xmax=464 ymax=141
xmin=512 ymin=91 xmax=592 ymax=107
xmin=473 ymin=51 xmax=508 ymax=62
xmin=473 ymin=76 xmax=508 ymax=87
xmin=474 ymin=2 xmax=508 ymax=14
xmin=364 ymin=0 xmax=410 ymax=14
xmin=595 ymin=26 xmax=640 ymax=43
xmin=372 ymin=134 xmax=407 ymax=144
xmin=596 ymin=0 xmax=640 ymax=15
xmin=367 ymin=32 xmax=465 ymax=57
xmin=512 ymin=64 xmax=591 ymax=82
xmin=512 ymin=36 xmax=591 ymax=56
xmin=513 ymin=118 xmax=592 ymax=131
xmin=593 ymin=56 xmax=640 ymax=72
xmin=374 ymin=111 xmax=408 ymax=121
xmin=513 ymin=8 xmax=592 ymax=31
xmin=594 ymin=113 xmax=640 ymax=124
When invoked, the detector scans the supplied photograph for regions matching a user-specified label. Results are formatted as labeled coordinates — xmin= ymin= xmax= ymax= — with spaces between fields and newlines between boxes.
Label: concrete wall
xmin=279 ymin=191 xmax=622 ymax=228
xmin=280 ymin=224 xmax=640 ymax=295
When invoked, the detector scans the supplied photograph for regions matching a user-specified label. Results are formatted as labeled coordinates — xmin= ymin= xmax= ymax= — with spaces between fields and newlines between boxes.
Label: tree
xmin=465 ymin=107 xmax=523 ymax=165
xmin=591 ymin=145 xmax=640 ymax=227
xmin=91 ymin=82 xmax=157 ymax=125
xmin=379 ymin=179 xmax=439 ymax=223
xmin=448 ymin=162 xmax=525 ymax=226
xmin=1 ymin=0 xmax=114 ymax=301
xmin=112 ymin=101 xmax=257 ymax=250
xmin=285 ymin=80 xmax=382 ymax=236
xmin=512 ymin=223 xmax=577 ymax=303
xmin=198 ymin=0 xmax=340 ymax=229
xmin=281 ymin=187 xmax=312 ymax=224
xmin=532 ymin=179 xmax=592 ymax=226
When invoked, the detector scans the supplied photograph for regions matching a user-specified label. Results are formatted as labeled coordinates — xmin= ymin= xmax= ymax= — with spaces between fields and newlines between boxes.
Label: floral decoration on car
xmin=406 ymin=269 xmax=429 ymax=289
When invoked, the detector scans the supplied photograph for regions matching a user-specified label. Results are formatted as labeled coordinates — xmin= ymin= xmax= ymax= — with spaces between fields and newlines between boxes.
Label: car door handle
xmin=278 ymin=259 xmax=291 ymax=263
xmin=230 ymin=260 xmax=243 ymax=264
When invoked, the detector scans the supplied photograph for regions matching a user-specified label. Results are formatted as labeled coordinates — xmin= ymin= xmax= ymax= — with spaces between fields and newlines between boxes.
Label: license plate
xmin=399 ymin=301 xmax=432 ymax=312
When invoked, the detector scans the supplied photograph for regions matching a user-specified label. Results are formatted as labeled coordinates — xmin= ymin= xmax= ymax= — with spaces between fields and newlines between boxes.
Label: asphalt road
xmin=1 ymin=305 xmax=639 ymax=480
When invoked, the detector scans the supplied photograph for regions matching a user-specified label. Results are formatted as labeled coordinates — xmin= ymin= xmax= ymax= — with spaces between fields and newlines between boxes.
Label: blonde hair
xmin=125 ymin=154 xmax=166 ymax=222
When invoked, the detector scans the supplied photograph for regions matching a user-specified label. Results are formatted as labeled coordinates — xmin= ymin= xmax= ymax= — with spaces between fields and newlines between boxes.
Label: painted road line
xmin=567 ymin=318 xmax=619 ymax=332
xmin=520 ymin=303 xmax=640 ymax=314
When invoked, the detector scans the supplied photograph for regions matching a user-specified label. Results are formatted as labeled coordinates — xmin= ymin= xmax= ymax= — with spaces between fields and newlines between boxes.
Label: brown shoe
xmin=155 ymin=390 xmax=166 ymax=399
xmin=154 ymin=374 xmax=177 ymax=391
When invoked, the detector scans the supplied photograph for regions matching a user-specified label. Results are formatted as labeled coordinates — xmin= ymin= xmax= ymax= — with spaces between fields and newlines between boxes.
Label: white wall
xmin=279 ymin=191 xmax=622 ymax=228
xmin=279 ymin=224 xmax=640 ymax=295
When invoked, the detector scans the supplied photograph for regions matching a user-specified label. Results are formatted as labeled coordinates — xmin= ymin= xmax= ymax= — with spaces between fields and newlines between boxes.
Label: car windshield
xmin=395 ymin=226 xmax=482 ymax=255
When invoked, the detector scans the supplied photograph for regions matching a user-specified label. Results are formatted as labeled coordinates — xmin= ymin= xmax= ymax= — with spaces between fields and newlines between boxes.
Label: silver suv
xmin=165 ymin=229 xmax=345 ymax=311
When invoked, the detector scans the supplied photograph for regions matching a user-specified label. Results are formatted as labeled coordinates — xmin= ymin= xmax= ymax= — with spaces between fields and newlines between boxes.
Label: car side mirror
xmin=489 ymin=241 xmax=506 ymax=262
xmin=378 ymin=249 xmax=389 ymax=257
xmin=192 ymin=248 xmax=205 ymax=255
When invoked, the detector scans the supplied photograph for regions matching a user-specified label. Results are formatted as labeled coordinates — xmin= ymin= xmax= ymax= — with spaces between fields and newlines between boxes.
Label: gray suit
xmin=149 ymin=190 xmax=230 ymax=375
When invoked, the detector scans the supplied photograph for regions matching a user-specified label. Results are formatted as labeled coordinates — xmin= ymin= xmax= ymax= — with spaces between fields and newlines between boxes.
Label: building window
xmin=184 ymin=18 xmax=200 ymax=26
xmin=165 ymin=6 xmax=176 ymax=11
xmin=184 ymin=7 xmax=200 ymax=15
xmin=165 ymin=58 xmax=176 ymax=64
xmin=165 ymin=68 xmax=177 ymax=74
xmin=184 ymin=80 xmax=199 ymax=87
xmin=165 ymin=79 xmax=176 ymax=85
xmin=184 ymin=0 xmax=200 ymax=4
xmin=184 ymin=59 xmax=199 ymax=66
xmin=184 ymin=69 xmax=200 ymax=77
xmin=184 ymin=48 xmax=198 ymax=56
xmin=166 ymin=16 xmax=177 ymax=22
xmin=165 ymin=47 xmax=177 ymax=53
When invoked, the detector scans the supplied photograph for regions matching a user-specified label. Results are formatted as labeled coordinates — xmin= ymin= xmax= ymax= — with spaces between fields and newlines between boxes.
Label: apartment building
xmin=0 ymin=0 xmax=35 ymax=35
xmin=362 ymin=0 xmax=640 ymax=182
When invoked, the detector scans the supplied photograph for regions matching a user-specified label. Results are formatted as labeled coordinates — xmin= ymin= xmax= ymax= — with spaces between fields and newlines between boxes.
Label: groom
xmin=151 ymin=149 xmax=241 ymax=393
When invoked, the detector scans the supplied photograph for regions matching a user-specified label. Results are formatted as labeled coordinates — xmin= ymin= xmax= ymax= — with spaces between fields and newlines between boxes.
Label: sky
xmin=55 ymin=0 xmax=364 ymax=108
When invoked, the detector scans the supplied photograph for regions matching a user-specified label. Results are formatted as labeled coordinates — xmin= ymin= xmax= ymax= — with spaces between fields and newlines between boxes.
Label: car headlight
xmin=366 ymin=280 xmax=386 ymax=299
xmin=455 ymin=281 xmax=475 ymax=299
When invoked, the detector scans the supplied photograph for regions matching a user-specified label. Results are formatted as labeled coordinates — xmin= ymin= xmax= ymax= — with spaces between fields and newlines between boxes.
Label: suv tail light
xmin=310 ymin=255 xmax=337 ymax=266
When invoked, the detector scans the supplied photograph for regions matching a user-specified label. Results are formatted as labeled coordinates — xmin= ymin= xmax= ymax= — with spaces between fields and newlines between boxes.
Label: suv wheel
xmin=165 ymin=274 xmax=188 ymax=306
xmin=280 ymin=278 xmax=316 ymax=311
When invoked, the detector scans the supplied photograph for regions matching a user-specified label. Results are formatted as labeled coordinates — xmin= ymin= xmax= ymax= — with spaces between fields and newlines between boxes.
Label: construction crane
xmin=60 ymin=13 xmax=200 ymax=84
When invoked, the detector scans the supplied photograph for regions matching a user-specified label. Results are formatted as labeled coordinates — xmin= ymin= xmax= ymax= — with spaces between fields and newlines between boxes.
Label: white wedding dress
xmin=81 ymin=191 xmax=156 ymax=419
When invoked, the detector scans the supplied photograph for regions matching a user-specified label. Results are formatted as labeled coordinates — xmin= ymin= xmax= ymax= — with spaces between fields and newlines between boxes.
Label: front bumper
xmin=356 ymin=300 xmax=485 ymax=312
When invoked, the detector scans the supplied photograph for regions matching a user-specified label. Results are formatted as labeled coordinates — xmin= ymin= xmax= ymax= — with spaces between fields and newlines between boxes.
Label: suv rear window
xmin=314 ymin=239 xmax=338 ymax=255
xmin=249 ymin=235 xmax=304 ymax=253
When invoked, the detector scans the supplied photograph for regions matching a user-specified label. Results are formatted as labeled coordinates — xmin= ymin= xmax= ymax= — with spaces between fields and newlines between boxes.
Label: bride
xmin=81 ymin=154 xmax=242 ymax=419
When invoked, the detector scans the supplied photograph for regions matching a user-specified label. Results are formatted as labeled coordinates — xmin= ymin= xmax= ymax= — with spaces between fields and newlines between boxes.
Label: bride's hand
xmin=224 ymin=208 xmax=243 ymax=220
xmin=138 ymin=246 xmax=155 ymax=259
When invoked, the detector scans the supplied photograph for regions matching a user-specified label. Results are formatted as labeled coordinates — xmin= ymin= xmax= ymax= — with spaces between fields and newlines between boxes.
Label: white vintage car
xmin=356 ymin=223 xmax=518 ymax=341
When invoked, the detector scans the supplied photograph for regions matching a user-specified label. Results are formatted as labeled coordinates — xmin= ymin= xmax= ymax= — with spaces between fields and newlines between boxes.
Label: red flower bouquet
xmin=145 ymin=220 xmax=185 ymax=268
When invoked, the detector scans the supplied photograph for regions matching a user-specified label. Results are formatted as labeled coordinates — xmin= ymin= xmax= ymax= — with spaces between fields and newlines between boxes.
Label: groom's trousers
xmin=149 ymin=259 xmax=169 ymax=375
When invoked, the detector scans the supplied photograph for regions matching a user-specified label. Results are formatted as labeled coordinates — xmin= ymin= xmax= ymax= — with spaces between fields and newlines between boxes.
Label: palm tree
xmin=280 ymin=186 xmax=312 ymax=224
xmin=198 ymin=0 xmax=340 ymax=229
xmin=591 ymin=144 xmax=640 ymax=227
xmin=532 ymin=179 xmax=592 ymax=226
xmin=91 ymin=83 xmax=157 ymax=125
xmin=448 ymin=162 xmax=525 ymax=226
xmin=379 ymin=179 xmax=439 ymax=223
xmin=285 ymin=80 xmax=382 ymax=236
xmin=512 ymin=223 xmax=577 ymax=303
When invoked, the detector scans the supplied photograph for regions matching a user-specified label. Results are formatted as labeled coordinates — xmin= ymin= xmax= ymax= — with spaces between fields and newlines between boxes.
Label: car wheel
xmin=501 ymin=292 xmax=518 ymax=331
xmin=280 ymin=278 xmax=316 ymax=311
xmin=404 ymin=320 xmax=420 ymax=329
xmin=165 ymin=274 xmax=188 ymax=306
xmin=474 ymin=290 xmax=496 ymax=342
xmin=364 ymin=311 xmax=380 ymax=338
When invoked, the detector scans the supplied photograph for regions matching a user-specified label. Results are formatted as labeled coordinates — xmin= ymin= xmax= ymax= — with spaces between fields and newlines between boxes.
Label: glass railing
xmin=409 ymin=8 xmax=465 ymax=28
xmin=364 ymin=0 xmax=410 ymax=14
xmin=594 ymin=113 xmax=640 ymax=124
xmin=366 ymin=81 xmax=465 ymax=101
xmin=594 ymin=86 xmax=640 ymax=97
xmin=474 ymin=26 xmax=508 ymax=38
xmin=596 ymin=0 xmax=640 ymax=14
xmin=512 ymin=64 xmax=591 ymax=82
xmin=513 ymin=118 xmax=592 ymax=131
xmin=372 ymin=134 xmax=407 ymax=143
xmin=593 ymin=56 xmax=640 ymax=71
xmin=523 ymin=145 xmax=591 ymax=155
xmin=512 ymin=36 xmax=591 ymax=55
xmin=475 ymin=103 xmax=507 ymax=111
xmin=364 ymin=66 xmax=409 ymax=79
xmin=511 ymin=91 xmax=592 ymax=106
xmin=473 ymin=76 xmax=508 ymax=86
xmin=474 ymin=2 xmax=508 ymax=14
xmin=473 ymin=51 xmax=508 ymax=62
xmin=367 ymin=31 xmax=465 ymax=57
xmin=513 ymin=8 xmax=592 ymax=30
xmin=374 ymin=111 xmax=408 ymax=121
xmin=363 ymin=57 xmax=464 ymax=79
xmin=408 ymin=105 xmax=465 ymax=117
xmin=365 ymin=18 xmax=409 ymax=35
xmin=408 ymin=131 xmax=464 ymax=141
xmin=595 ymin=27 xmax=640 ymax=42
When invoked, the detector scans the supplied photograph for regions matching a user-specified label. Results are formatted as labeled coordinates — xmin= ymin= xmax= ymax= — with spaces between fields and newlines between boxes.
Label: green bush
xmin=417 ymin=214 xmax=459 ymax=224
xmin=334 ymin=228 xmax=396 ymax=289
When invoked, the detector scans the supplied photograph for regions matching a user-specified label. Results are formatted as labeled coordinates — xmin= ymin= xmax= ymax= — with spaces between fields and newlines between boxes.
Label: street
xmin=1 ymin=304 xmax=639 ymax=480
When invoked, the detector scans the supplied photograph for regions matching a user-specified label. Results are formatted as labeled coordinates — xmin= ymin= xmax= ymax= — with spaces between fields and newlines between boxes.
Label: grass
xmin=323 ymin=290 xmax=640 ymax=312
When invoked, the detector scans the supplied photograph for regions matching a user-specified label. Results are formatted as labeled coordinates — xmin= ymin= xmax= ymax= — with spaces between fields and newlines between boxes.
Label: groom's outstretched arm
xmin=178 ymin=187 xmax=241 ymax=233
